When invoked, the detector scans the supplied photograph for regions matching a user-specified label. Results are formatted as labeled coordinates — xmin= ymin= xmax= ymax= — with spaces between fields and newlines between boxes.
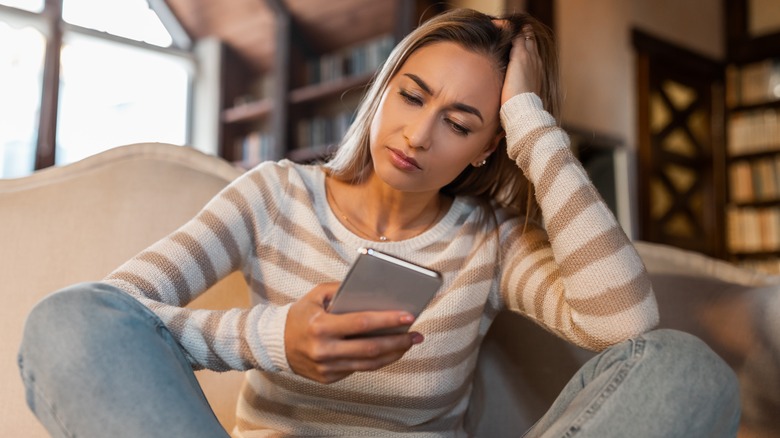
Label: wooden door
xmin=633 ymin=30 xmax=727 ymax=258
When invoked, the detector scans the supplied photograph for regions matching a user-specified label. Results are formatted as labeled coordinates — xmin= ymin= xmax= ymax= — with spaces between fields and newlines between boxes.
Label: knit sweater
xmin=104 ymin=93 xmax=659 ymax=437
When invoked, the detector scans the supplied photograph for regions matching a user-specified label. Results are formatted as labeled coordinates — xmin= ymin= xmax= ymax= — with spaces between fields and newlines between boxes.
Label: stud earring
xmin=474 ymin=159 xmax=487 ymax=168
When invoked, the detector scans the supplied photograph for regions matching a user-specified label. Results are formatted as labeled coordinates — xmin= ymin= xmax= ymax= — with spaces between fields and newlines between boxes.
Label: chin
xmin=373 ymin=163 xmax=425 ymax=192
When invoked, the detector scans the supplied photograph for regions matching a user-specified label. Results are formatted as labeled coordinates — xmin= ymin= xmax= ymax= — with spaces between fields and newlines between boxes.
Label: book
xmin=305 ymin=35 xmax=395 ymax=86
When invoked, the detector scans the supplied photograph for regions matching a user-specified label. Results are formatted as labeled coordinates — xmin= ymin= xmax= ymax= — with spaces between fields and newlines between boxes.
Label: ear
xmin=474 ymin=130 xmax=504 ymax=165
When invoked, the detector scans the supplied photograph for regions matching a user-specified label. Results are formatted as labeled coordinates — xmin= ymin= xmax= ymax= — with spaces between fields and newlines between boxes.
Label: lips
xmin=388 ymin=147 xmax=421 ymax=171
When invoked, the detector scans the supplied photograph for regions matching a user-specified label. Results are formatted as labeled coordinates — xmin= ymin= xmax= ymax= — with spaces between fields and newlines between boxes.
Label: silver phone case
xmin=327 ymin=248 xmax=442 ymax=334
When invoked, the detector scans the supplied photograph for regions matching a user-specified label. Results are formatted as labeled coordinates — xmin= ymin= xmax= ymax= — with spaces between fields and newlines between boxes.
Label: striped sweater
xmin=104 ymin=93 xmax=659 ymax=437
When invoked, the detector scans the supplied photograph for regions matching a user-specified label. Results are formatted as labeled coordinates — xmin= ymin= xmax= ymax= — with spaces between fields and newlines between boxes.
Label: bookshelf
xmin=289 ymin=35 xmax=395 ymax=163
xmin=217 ymin=0 xmax=444 ymax=168
xmin=722 ymin=0 xmax=780 ymax=274
xmin=725 ymin=59 xmax=780 ymax=273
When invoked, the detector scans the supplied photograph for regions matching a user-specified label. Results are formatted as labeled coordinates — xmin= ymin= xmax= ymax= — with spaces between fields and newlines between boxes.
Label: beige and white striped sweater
xmin=104 ymin=93 xmax=658 ymax=437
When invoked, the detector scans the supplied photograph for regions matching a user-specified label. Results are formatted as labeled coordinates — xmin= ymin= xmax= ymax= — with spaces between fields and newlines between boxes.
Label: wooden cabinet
xmin=217 ymin=0 xmax=444 ymax=167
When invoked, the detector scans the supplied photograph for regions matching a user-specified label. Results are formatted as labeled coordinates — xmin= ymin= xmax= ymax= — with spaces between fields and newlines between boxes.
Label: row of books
xmin=236 ymin=131 xmax=276 ymax=167
xmin=304 ymin=35 xmax=395 ymax=85
xmin=727 ymin=206 xmax=780 ymax=253
xmin=295 ymin=111 xmax=354 ymax=151
xmin=726 ymin=58 xmax=780 ymax=107
xmin=729 ymin=155 xmax=780 ymax=203
xmin=727 ymin=108 xmax=780 ymax=155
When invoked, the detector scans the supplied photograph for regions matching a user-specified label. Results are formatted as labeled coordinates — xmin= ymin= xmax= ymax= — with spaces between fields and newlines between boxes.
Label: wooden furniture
xmin=722 ymin=0 xmax=780 ymax=273
xmin=217 ymin=0 xmax=445 ymax=167
xmin=633 ymin=29 xmax=727 ymax=259
xmin=635 ymin=0 xmax=780 ymax=273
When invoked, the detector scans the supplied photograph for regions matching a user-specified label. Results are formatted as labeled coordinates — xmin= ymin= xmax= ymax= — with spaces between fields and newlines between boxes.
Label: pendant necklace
xmin=326 ymin=180 xmax=442 ymax=242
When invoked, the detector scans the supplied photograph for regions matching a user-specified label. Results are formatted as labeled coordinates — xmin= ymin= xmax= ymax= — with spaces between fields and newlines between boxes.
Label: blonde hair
xmin=324 ymin=8 xmax=560 ymax=219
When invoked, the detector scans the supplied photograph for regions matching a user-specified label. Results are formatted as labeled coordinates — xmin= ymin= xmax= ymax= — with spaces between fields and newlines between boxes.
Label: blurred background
xmin=1 ymin=0 xmax=779 ymax=272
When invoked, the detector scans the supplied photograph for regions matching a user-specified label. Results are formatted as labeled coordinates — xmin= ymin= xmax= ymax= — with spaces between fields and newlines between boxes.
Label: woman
xmin=19 ymin=8 xmax=739 ymax=437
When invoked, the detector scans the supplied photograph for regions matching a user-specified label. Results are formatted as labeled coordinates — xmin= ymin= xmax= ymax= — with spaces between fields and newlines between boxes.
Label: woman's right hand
xmin=284 ymin=282 xmax=424 ymax=384
xmin=499 ymin=23 xmax=543 ymax=106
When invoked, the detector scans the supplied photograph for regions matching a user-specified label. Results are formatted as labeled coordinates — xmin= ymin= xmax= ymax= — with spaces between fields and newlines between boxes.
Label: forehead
xmin=396 ymin=42 xmax=502 ymax=108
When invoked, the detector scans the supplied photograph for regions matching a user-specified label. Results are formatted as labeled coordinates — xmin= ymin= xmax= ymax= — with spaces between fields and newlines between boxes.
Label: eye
xmin=399 ymin=89 xmax=423 ymax=106
xmin=446 ymin=118 xmax=470 ymax=136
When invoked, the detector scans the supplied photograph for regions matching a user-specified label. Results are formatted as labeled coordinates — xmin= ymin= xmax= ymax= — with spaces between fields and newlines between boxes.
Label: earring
xmin=474 ymin=159 xmax=487 ymax=168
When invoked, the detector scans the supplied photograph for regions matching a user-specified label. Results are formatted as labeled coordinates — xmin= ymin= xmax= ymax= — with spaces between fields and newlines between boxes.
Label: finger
xmin=298 ymin=282 xmax=340 ymax=311
xmin=319 ymin=310 xmax=416 ymax=338
xmin=492 ymin=18 xmax=508 ymax=30
xmin=339 ymin=331 xmax=423 ymax=360
xmin=323 ymin=350 xmax=408 ymax=374
xmin=520 ymin=25 xmax=537 ymax=53
xmin=308 ymin=331 xmax=421 ymax=365
xmin=313 ymin=333 xmax=422 ymax=372
xmin=306 ymin=346 xmax=409 ymax=384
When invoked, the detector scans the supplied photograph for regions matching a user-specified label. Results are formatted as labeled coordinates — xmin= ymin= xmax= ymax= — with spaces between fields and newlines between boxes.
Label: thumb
xmin=305 ymin=282 xmax=339 ymax=309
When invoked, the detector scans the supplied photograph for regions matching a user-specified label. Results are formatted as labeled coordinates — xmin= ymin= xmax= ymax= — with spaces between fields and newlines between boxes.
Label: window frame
xmin=0 ymin=0 xmax=194 ymax=171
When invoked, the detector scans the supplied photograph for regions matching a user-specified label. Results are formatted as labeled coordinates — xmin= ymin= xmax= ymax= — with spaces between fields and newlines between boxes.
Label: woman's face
xmin=369 ymin=41 xmax=503 ymax=194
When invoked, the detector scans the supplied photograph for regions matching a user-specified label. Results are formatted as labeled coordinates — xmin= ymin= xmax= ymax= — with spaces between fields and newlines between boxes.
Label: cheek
xmin=431 ymin=143 xmax=477 ymax=179
xmin=368 ymin=114 xmax=379 ymax=148
xmin=368 ymin=98 xmax=394 ymax=149
xmin=443 ymin=136 xmax=491 ymax=164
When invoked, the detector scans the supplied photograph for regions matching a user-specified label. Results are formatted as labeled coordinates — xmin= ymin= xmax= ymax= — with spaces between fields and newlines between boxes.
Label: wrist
xmin=500 ymin=93 xmax=552 ymax=161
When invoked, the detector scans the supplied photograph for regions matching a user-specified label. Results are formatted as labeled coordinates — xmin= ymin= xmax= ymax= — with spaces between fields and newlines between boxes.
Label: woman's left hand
xmin=500 ymin=24 xmax=543 ymax=106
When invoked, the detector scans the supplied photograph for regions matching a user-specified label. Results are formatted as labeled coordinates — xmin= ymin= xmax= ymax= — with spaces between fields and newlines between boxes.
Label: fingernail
xmin=400 ymin=314 xmax=415 ymax=324
xmin=411 ymin=333 xmax=424 ymax=344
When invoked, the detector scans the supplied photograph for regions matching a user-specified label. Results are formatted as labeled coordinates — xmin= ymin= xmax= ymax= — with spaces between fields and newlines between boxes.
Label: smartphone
xmin=327 ymin=248 xmax=442 ymax=335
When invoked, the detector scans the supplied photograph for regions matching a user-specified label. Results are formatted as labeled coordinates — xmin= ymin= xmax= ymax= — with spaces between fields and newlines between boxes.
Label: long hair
xmin=323 ymin=8 xmax=560 ymax=219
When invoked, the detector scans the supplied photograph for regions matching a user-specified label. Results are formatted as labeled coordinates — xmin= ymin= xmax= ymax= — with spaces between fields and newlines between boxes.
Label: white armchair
xmin=2 ymin=143 xmax=777 ymax=437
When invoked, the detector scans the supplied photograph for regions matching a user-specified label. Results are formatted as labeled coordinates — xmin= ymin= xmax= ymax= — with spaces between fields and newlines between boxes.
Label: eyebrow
xmin=403 ymin=73 xmax=484 ymax=123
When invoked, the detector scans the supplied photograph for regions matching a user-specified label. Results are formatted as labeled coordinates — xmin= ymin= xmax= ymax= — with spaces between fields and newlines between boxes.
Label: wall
xmin=451 ymin=0 xmax=724 ymax=236
xmin=556 ymin=0 xmax=723 ymax=237
xmin=558 ymin=0 xmax=722 ymax=147
xmin=451 ymin=0 xmax=506 ymax=15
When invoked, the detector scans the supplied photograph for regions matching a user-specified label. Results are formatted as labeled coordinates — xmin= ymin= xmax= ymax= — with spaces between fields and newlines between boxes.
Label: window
xmin=56 ymin=33 xmax=190 ymax=165
xmin=0 ymin=0 xmax=193 ymax=178
xmin=0 ymin=0 xmax=43 ymax=13
xmin=0 ymin=21 xmax=44 ymax=178
xmin=62 ymin=0 xmax=172 ymax=47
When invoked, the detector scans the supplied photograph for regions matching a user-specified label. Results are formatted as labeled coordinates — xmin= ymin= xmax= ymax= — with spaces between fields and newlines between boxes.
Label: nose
xmin=403 ymin=112 xmax=435 ymax=150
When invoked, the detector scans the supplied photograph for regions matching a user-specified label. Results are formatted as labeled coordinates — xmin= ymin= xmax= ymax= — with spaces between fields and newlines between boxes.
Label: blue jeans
xmin=19 ymin=282 xmax=740 ymax=437
xmin=523 ymin=330 xmax=741 ymax=438
xmin=18 ymin=282 xmax=230 ymax=438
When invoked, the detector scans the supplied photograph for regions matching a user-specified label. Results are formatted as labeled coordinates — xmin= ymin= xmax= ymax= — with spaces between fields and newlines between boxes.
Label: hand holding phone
xmin=285 ymin=282 xmax=422 ymax=384
xmin=327 ymin=248 xmax=442 ymax=335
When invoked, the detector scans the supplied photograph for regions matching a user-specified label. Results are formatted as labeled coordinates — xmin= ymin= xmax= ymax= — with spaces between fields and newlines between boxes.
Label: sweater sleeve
xmin=498 ymin=93 xmax=659 ymax=351
xmin=103 ymin=162 xmax=292 ymax=373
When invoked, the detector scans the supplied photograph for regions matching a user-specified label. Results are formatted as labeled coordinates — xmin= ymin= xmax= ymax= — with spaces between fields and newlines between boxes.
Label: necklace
xmin=326 ymin=179 xmax=442 ymax=242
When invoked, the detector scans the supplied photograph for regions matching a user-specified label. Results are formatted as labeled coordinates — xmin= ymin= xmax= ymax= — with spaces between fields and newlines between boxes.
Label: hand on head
xmin=494 ymin=21 xmax=544 ymax=105
xmin=284 ymin=283 xmax=423 ymax=384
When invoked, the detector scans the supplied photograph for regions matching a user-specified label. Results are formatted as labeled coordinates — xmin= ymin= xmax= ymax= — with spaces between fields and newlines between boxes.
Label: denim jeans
xmin=19 ymin=282 xmax=740 ymax=437
xmin=523 ymin=330 xmax=741 ymax=438
xmin=18 ymin=282 xmax=230 ymax=438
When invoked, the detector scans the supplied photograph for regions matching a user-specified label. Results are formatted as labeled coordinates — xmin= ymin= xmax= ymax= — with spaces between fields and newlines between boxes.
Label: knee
xmin=20 ymin=282 xmax=151 ymax=363
xmin=640 ymin=329 xmax=740 ymax=415
xmin=641 ymin=329 xmax=736 ymax=379
xmin=24 ymin=282 xmax=130 ymax=336
xmin=641 ymin=329 xmax=733 ymax=373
